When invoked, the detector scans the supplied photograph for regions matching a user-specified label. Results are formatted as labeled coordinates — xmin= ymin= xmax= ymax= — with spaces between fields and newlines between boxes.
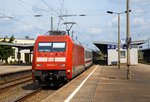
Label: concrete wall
xmin=108 ymin=48 xmax=138 ymax=65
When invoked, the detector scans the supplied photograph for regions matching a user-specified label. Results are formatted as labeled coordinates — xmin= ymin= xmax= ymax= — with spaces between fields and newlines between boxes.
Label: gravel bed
xmin=0 ymin=77 xmax=32 ymax=89
xmin=0 ymin=81 xmax=39 ymax=102
xmin=23 ymin=86 xmax=59 ymax=102
xmin=0 ymin=80 xmax=64 ymax=102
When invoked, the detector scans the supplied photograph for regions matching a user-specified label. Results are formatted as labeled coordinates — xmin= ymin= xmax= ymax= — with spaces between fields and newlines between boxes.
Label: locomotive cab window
xmin=38 ymin=42 xmax=52 ymax=52
xmin=53 ymin=42 xmax=66 ymax=52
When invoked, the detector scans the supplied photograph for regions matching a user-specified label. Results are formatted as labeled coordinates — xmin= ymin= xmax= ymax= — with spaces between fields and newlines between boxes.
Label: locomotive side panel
xmin=65 ymin=37 xmax=73 ymax=79
xmin=72 ymin=44 xmax=85 ymax=78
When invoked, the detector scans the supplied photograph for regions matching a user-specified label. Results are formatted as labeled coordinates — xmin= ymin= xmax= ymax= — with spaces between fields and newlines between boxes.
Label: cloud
xmin=90 ymin=28 xmax=102 ymax=34
xmin=12 ymin=23 xmax=46 ymax=33
xmin=134 ymin=9 xmax=143 ymax=16
xmin=131 ymin=17 xmax=150 ymax=35
xmin=133 ymin=17 xmax=145 ymax=25
xmin=112 ymin=17 xmax=118 ymax=24
xmin=107 ymin=16 xmax=126 ymax=28
xmin=13 ymin=25 xmax=32 ymax=33
xmin=0 ymin=18 xmax=13 ymax=26
xmin=147 ymin=19 xmax=150 ymax=23
xmin=107 ymin=0 xmax=150 ymax=6
xmin=108 ymin=22 xmax=112 ymax=27
xmin=107 ymin=0 xmax=125 ymax=4
xmin=133 ymin=0 xmax=150 ymax=6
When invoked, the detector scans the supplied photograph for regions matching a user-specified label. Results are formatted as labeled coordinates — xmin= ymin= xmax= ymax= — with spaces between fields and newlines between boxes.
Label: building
xmin=0 ymin=37 xmax=35 ymax=64
xmin=94 ymin=41 xmax=146 ymax=65
xmin=139 ymin=48 xmax=150 ymax=63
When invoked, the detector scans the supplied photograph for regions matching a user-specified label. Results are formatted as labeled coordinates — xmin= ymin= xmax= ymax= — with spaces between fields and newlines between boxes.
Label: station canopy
xmin=0 ymin=42 xmax=34 ymax=49
xmin=93 ymin=40 xmax=147 ymax=51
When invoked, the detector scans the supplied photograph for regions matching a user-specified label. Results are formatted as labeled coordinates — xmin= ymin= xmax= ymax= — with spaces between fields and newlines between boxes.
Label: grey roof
xmin=0 ymin=42 xmax=34 ymax=49
xmin=93 ymin=40 xmax=147 ymax=51
xmin=139 ymin=48 xmax=150 ymax=51
xmin=93 ymin=40 xmax=147 ymax=46
xmin=93 ymin=41 xmax=117 ymax=45
xmin=130 ymin=40 xmax=147 ymax=45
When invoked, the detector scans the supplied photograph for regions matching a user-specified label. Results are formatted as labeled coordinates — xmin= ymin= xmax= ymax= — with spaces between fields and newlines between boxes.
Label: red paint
xmin=32 ymin=35 xmax=85 ymax=79
xmin=85 ymin=60 xmax=93 ymax=63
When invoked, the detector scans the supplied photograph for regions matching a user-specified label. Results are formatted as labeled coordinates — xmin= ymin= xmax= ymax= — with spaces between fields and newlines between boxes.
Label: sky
xmin=0 ymin=0 xmax=150 ymax=49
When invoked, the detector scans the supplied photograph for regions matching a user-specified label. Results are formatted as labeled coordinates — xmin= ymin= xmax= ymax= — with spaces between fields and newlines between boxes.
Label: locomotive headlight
xmin=37 ymin=64 xmax=42 ymax=66
xmin=67 ymin=70 xmax=71 ymax=76
xmin=60 ymin=64 xmax=65 ymax=66
xmin=67 ymin=70 xmax=71 ymax=72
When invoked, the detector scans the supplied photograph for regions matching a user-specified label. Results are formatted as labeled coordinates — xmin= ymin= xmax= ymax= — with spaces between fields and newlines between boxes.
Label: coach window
xmin=38 ymin=42 xmax=52 ymax=52
xmin=53 ymin=42 xmax=66 ymax=52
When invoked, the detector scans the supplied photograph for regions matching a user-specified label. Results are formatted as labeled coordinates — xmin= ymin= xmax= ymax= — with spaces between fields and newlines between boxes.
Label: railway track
xmin=14 ymin=88 xmax=42 ymax=102
xmin=0 ymin=76 xmax=32 ymax=93
xmin=0 ymin=74 xmax=31 ymax=85
xmin=0 ymin=74 xmax=58 ymax=102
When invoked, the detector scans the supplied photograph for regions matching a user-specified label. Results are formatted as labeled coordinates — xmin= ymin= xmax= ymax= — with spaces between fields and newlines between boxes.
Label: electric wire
xmin=0 ymin=12 xmax=43 ymax=31
xmin=73 ymin=25 xmax=97 ymax=50
xmin=40 ymin=0 xmax=64 ymax=31
xmin=17 ymin=0 xmax=49 ymax=14
xmin=57 ymin=0 xmax=65 ymax=30
xmin=15 ymin=0 xmax=34 ymax=16
xmin=40 ymin=0 xmax=59 ymax=16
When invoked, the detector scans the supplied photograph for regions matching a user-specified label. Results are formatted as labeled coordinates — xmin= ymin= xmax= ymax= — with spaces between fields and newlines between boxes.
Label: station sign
xmin=107 ymin=45 xmax=132 ymax=49
xmin=107 ymin=45 xmax=116 ymax=49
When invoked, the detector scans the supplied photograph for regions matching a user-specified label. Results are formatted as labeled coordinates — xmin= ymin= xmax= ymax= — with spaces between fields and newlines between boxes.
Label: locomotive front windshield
xmin=53 ymin=42 xmax=66 ymax=52
xmin=38 ymin=42 xmax=66 ymax=52
xmin=38 ymin=42 xmax=52 ymax=52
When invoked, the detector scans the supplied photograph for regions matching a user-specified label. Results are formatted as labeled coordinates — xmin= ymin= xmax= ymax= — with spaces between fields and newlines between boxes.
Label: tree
xmin=98 ymin=51 xmax=104 ymax=60
xmin=8 ymin=35 xmax=15 ymax=43
xmin=0 ymin=35 xmax=15 ymax=63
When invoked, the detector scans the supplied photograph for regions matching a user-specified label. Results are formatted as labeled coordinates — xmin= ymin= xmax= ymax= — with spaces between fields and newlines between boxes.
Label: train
xmin=32 ymin=32 xmax=100 ymax=86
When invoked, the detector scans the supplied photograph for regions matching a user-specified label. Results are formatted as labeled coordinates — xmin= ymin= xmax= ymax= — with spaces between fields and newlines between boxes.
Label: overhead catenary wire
xmin=57 ymin=0 xmax=65 ymax=30
xmin=40 ymin=0 xmax=64 ymax=31
xmin=73 ymin=27 xmax=97 ymax=50
xmin=60 ymin=1 xmax=102 ymax=50
xmin=0 ymin=12 xmax=44 ymax=31
xmin=1 ymin=0 xmax=107 ymax=47
xmin=16 ymin=0 xmax=34 ymax=16
xmin=0 ymin=0 xmax=65 ymax=35
xmin=17 ymin=0 xmax=50 ymax=14
xmin=40 ymin=0 xmax=60 ymax=16
xmin=0 ymin=12 xmax=12 ymax=18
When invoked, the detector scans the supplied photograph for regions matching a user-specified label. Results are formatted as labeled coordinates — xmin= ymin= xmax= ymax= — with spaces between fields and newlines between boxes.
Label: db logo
xmin=47 ymin=64 xmax=57 ymax=66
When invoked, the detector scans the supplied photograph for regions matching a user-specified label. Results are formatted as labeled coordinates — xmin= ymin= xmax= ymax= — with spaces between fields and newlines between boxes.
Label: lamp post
xmin=107 ymin=11 xmax=123 ymax=69
xmin=107 ymin=10 xmax=131 ymax=69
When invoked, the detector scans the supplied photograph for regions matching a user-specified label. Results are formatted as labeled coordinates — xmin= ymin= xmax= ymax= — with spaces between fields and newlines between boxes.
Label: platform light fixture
xmin=107 ymin=10 xmax=131 ymax=69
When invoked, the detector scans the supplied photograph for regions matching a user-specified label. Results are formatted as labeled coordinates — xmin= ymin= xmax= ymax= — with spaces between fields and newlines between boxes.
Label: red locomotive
xmin=32 ymin=32 xmax=93 ymax=86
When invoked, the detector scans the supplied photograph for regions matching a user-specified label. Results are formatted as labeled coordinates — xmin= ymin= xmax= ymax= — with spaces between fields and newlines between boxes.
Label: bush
xmin=3 ymin=77 xmax=9 ymax=82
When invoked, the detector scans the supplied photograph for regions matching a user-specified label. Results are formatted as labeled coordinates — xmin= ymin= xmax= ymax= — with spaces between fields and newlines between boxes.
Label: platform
xmin=0 ymin=65 xmax=31 ymax=75
xmin=42 ymin=64 xmax=150 ymax=102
